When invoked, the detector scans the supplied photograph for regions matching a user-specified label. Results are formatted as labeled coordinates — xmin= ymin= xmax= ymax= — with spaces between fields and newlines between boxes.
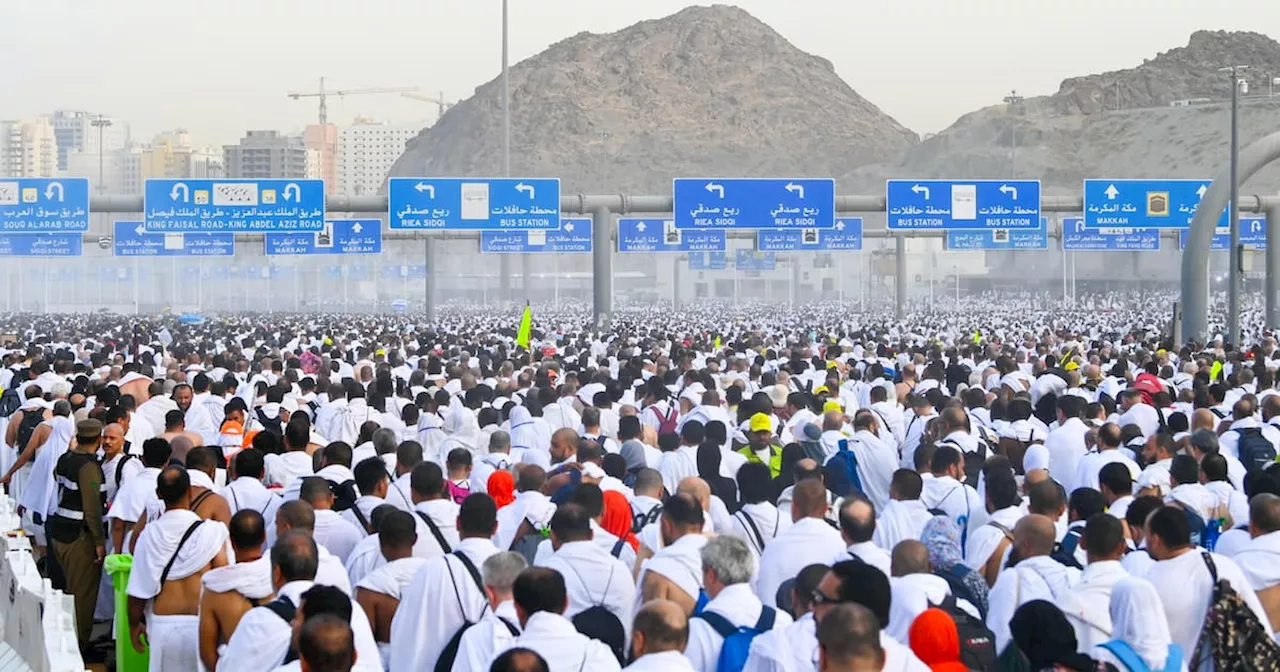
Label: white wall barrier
xmin=0 ymin=490 xmax=87 ymax=672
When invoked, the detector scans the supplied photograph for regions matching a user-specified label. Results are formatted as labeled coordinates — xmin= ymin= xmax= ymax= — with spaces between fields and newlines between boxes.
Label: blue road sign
xmin=0 ymin=232 xmax=82 ymax=256
xmin=1082 ymin=179 xmax=1225 ymax=229
xmin=388 ymin=178 xmax=560 ymax=230
xmin=688 ymin=250 xmax=727 ymax=271
xmin=945 ymin=217 xmax=1049 ymax=250
xmin=265 ymin=219 xmax=383 ymax=256
xmin=736 ymin=249 xmax=777 ymax=271
xmin=757 ymin=218 xmax=864 ymax=251
xmin=480 ymin=218 xmax=592 ymax=253
xmin=113 ymin=220 xmax=235 ymax=257
xmin=886 ymin=180 xmax=1040 ymax=230
xmin=1178 ymin=216 xmax=1267 ymax=250
xmin=382 ymin=264 xmax=427 ymax=279
xmin=143 ymin=178 xmax=325 ymax=233
xmin=0 ymin=178 xmax=90 ymax=231
xmin=1062 ymin=218 xmax=1160 ymax=251
xmin=673 ymin=178 xmax=835 ymax=230
xmin=617 ymin=218 xmax=727 ymax=253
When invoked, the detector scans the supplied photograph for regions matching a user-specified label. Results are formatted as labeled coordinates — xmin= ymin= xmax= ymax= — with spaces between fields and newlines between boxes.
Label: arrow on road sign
xmin=283 ymin=183 xmax=302 ymax=202
xmin=352 ymin=222 xmax=363 ymax=234
xmin=1104 ymin=184 xmax=1119 ymax=200
xmin=564 ymin=222 xmax=575 ymax=232
xmin=636 ymin=222 xmax=647 ymax=232
xmin=999 ymin=184 xmax=1018 ymax=199
xmin=1197 ymin=184 xmax=1208 ymax=198
xmin=911 ymin=184 xmax=930 ymax=199
xmin=170 ymin=183 xmax=189 ymax=202
xmin=836 ymin=221 xmax=846 ymax=231
xmin=705 ymin=182 xmax=725 ymax=198
xmin=44 ymin=182 xmax=64 ymax=202
xmin=414 ymin=182 xmax=435 ymax=197
xmin=785 ymin=182 xmax=805 ymax=199
xmin=515 ymin=182 xmax=535 ymax=198
xmin=134 ymin=224 xmax=146 ymax=236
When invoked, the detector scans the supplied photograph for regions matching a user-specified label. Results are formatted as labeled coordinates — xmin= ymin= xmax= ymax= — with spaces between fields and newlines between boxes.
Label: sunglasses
xmin=811 ymin=589 xmax=846 ymax=606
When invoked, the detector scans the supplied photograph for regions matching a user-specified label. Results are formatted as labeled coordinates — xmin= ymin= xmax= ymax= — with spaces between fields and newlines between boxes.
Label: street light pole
xmin=90 ymin=114 xmax=114 ymax=312
xmin=497 ymin=0 xmax=512 ymax=306
xmin=1221 ymin=65 xmax=1248 ymax=346
xmin=1003 ymin=90 xmax=1024 ymax=175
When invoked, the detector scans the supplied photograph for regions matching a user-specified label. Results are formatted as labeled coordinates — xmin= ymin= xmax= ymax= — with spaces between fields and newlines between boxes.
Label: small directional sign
xmin=756 ymin=219 xmax=863 ymax=251
xmin=480 ymin=218 xmax=592 ymax=253
xmin=113 ymin=220 xmax=235 ymax=257
xmin=265 ymin=219 xmax=383 ymax=255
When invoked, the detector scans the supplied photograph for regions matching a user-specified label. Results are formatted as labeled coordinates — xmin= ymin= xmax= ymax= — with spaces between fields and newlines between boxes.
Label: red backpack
xmin=650 ymin=404 xmax=679 ymax=435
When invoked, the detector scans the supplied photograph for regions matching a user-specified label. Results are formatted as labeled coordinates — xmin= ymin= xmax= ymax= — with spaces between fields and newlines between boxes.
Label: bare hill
xmin=387 ymin=4 xmax=918 ymax=193
xmin=846 ymin=30 xmax=1280 ymax=194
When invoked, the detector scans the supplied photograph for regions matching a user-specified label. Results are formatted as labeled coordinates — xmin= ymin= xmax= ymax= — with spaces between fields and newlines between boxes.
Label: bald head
xmin=1192 ymin=409 xmax=1218 ymax=432
xmin=890 ymin=540 xmax=930 ymax=577
xmin=940 ymin=406 xmax=967 ymax=433
xmin=1014 ymin=514 xmax=1057 ymax=557
xmin=631 ymin=599 xmax=689 ymax=657
xmin=823 ymin=410 xmax=844 ymax=432
xmin=676 ymin=477 xmax=711 ymax=510
xmin=792 ymin=479 xmax=830 ymax=522
xmin=104 ymin=423 xmax=125 ymax=440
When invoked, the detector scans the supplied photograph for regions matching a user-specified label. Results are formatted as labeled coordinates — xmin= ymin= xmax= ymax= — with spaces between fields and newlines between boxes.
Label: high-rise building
xmin=0 ymin=118 xmax=58 ymax=177
xmin=336 ymin=118 xmax=417 ymax=196
xmin=65 ymin=148 xmax=143 ymax=195
xmin=303 ymin=124 xmax=337 ymax=193
xmin=140 ymin=130 xmax=224 ymax=179
xmin=223 ymin=130 xmax=309 ymax=179
xmin=49 ymin=110 xmax=129 ymax=171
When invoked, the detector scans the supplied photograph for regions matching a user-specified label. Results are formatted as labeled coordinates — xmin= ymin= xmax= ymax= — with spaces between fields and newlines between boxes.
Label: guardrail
xmin=0 ymin=491 xmax=86 ymax=672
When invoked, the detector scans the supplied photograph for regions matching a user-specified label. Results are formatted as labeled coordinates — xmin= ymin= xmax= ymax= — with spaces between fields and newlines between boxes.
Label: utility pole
xmin=1003 ymin=90 xmax=1024 ymax=175
xmin=498 ymin=0 xmax=512 ymax=306
xmin=1221 ymin=65 xmax=1248 ymax=346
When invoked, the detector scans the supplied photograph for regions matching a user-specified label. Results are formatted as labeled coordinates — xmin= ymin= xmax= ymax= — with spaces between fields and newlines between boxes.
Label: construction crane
xmin=402 ymin=92 xmax=455 ymax=120
xmin=288 ymin=77 xmax=420 ymax=125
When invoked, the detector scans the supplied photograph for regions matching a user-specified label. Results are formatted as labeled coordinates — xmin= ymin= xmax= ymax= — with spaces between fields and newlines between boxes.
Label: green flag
xmin=516 ymin=301 xmax=532 ymax=349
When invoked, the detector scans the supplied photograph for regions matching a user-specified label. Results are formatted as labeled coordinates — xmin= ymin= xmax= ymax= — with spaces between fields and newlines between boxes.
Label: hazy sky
xmin=3 ymin=0 xmax=1279 ymax=147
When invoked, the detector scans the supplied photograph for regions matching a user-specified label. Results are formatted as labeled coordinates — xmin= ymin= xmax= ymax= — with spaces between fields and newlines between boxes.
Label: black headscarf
xmin=1009 ymin=600 xmax=1101 ymax=671
xmin=697 ymin=442 xmax=739 ymax=514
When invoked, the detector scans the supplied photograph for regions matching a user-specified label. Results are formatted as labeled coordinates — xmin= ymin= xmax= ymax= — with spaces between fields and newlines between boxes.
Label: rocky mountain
xmin=387 ymin=4 xmax=918 ymax=193
xmin=845 ymin=30 xmax=1280 ymax=194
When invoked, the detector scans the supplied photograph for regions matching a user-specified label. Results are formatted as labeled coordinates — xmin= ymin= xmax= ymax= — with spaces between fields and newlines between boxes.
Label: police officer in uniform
xmin=48 ymin=419 xmax=107 ymax=653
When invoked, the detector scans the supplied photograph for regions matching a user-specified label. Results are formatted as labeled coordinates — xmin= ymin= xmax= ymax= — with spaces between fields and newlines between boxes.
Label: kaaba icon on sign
xmin=1147 ymin=192 xmax=1170 ymax=217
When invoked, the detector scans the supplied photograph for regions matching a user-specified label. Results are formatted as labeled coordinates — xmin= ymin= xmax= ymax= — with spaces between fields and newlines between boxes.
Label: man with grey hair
xmin=455 ymin=551 xmax=529 ymax=670
xmin=471 ymin=429 xmax=514 ymax=495
xmin=684 ymin=535 xmax=791 ymax=671
xmin=1186 ymin=428 xmax=1247 ymax=491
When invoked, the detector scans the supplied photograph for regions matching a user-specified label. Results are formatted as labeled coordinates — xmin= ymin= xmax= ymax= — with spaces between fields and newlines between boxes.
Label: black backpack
xmin=15 ymin=407 xmax=44 ymax=451
xmin=0 ymin=388 xmax=20 ymax=418
xmin=633 ymin=504 xmax=662 ymax=534
xmin=1050 ymin=527 xmax=1085 ymax=570
xmin=1236 ymin=427 xmax=1277 ymax=473
xmin=565 ymin=564 xmax=626 ymax=664
xmin=255 ymin=407 xmax=284 ymax=437
xmin=933 ymin=564 xmax=987 ymax=620
xmin=330 ymin=479 xmax=359 ymax=512
xmin=435 ymin=552 xmax=510 ymax=672
xmin=932 ymin=594 xmax=998 ymax=671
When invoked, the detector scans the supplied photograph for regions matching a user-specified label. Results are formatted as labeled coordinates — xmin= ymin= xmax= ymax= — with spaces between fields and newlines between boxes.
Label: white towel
xmin=127 ymin=509 xmax=230 ymax=601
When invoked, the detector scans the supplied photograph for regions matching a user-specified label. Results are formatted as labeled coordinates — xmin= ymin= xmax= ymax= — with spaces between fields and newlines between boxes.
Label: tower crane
xmin=402 ymin=92 xmax=456 ymax=120
xmin=287 ymin=77 xmax=421 ymax=125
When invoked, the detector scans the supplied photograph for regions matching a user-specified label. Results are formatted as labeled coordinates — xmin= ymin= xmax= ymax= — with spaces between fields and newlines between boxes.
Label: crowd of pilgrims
xmin=3 ymin=298 xmax=1280 ymax=672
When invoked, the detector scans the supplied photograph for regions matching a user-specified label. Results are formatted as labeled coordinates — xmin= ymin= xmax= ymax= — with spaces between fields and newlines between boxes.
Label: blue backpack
xmin=823 ymin=439 xmax=864 ymax=498
xmin=696 ymin=607 xmax=776 ymax=672
xmin=1098 ymin=640 xmax=1182 ymax=672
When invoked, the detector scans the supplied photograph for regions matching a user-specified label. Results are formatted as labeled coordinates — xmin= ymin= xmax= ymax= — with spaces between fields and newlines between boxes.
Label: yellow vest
xmin=738 ymin=444 xmax=783 ymax=478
